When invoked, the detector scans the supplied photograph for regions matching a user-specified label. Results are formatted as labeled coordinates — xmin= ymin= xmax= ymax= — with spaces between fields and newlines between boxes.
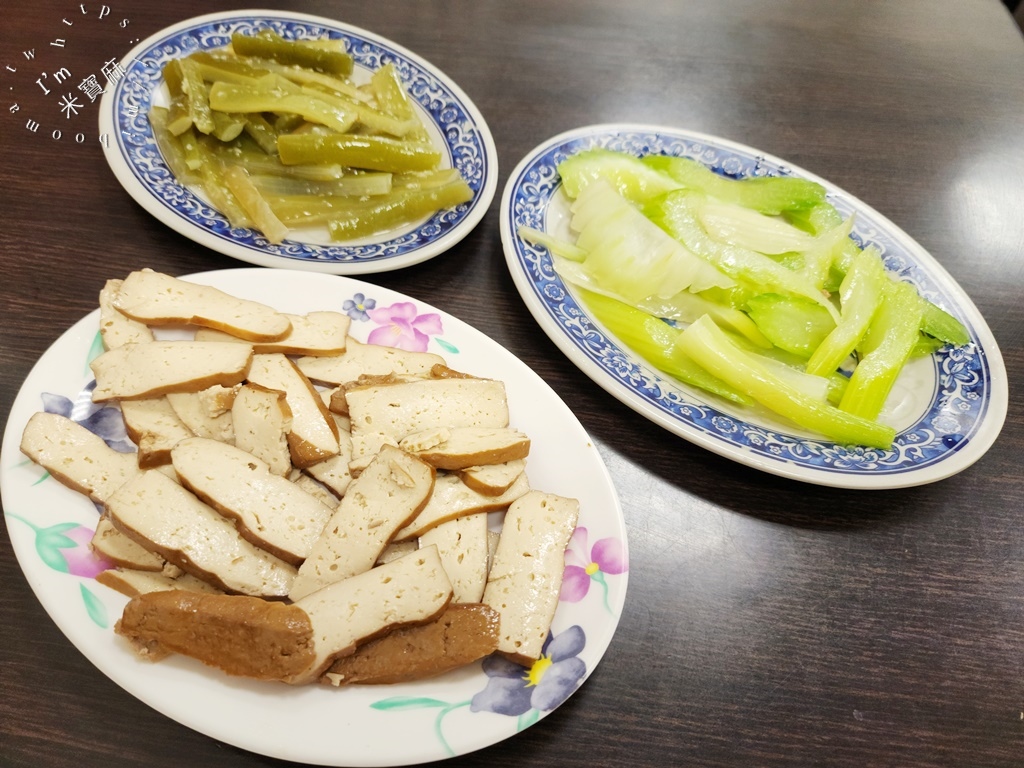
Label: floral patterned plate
xmin=98 ymin=11 xmax=497 ymax=274
xmin=0 ymin=269 xmax=628 ymax=766
xmin=500 ymin=123 xmax=1008 ymax=489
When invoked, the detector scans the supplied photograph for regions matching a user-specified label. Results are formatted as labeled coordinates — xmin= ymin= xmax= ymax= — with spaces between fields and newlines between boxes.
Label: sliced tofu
xmin=481 ymin=491 xmax=579 ymax=664
xmin=19 ymin=412 xmax=139 ymax=503
xmin=97 ymin=567 xmax=223 ymax=598
xmin=394 ymin=470 xmax=530 ymax=541
xmin=459 ymin=459 xmax=526 ymax=496
xmin=296 ymin=337 xmax=445 ymax=386
xmin=99 ymin=278 xmax=154 ymax=350
xmin=401 ymin=426 xmax=530 ymax=470
xmin=231 ymin=383 xmax=293 ymax=477
xmin=119 ymin=397 xmax=193 ymax=468
xmin=91 ymin=515 xmax=169 ymax=572
xmin=194 ymin=310 xmax=350 ymax=356
xmin=418 ymin=512 xmax=490 ymax=603
xmin=344 ymin=376 xmax=509 ymax=467
xmin=171 ymin=437 xmax=336 ymax=566
xmin=289 ymin=444 xmax=435 ymax=601
xmin=112 ymin=269 xmax=291 ymax=342
xmin=246 ymin=353 xmax=340 ymax=468
xmin=104 ymin=469 xmax=297 ymax=598
xmin=90 ymin=340 xmax=253 ymax=402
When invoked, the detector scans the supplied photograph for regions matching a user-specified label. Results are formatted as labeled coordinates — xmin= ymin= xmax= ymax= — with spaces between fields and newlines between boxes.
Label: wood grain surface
xmin=1 ymin=2 xmax=1022 ymax=766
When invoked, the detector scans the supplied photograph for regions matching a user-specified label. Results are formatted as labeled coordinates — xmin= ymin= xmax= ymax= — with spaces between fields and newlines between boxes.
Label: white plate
xmin=0 ymin=269 xmax=628 ymax=766
xmin=500 ymin=123 xmax=1008 ymax=490
xmin=99 ymin=11 xmax=498 ymax=274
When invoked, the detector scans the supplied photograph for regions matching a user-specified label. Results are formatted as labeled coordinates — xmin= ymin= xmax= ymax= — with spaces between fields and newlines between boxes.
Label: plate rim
xmin=98 ymin=10 xmax=498 ymax=275
xmin=0 ymin=267 xmax=628 ymax=766
xmin=499 ymin=121 xmax=1008 ymax=490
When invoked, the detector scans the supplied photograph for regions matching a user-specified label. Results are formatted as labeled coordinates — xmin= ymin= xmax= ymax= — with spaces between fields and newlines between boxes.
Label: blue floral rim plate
xmin=0 ymin=269 xmax=627 ymax=765
xmin=499 ymin=123 xmax=1008 ymax=490
xmin=98 ymin=11 xmax=497 ymax=274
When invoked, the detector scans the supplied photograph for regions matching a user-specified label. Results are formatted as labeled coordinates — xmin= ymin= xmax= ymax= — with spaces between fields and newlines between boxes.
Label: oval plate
xmin=500 ymin=123 xmax=1007 ymax=489
xmin=99 ymin=11 xmax=498 ymax=274
xmin=0 ymin=269 xmax=628 ymax=765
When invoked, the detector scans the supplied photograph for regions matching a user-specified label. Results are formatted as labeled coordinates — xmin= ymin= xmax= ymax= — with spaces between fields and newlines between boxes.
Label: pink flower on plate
xmin=560 ymin=527 xmax=628 ymax=613
xmin=366 ymin=302 xmax=444 ymax=352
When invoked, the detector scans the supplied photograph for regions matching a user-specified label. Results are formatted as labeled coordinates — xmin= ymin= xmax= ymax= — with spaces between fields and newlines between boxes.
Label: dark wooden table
xmin=2 ymin=2 xmax=1023 ymax=766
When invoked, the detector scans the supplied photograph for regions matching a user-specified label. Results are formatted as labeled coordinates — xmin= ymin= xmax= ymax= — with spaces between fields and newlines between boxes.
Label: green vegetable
xmin=579 ymin=290 xmax=752 ymax=405
xmin=230 ymin=30 xmax=353 ymax=75
xmin=557 ymin=148 xmax=681 ymax=204
xmin=675 ymin=316 xmax=896 ymax=448
xmin=745 ymin=293 xmax=836 ymax=358
xmin=641 ymin=155 xmax=827 ymax=214
xmin=277 ymin=133 xmax=442 ymax=172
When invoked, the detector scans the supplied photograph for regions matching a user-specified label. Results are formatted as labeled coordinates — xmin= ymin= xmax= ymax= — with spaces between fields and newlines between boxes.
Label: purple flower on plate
xmin=41 ymin=390 xmax=134 ymax=453
xmin=560 ymin=527 xmax=628 ymax=612
xmin=470 ymin=626 xmax=587 ymax=718
xmin=366 ymin=301 xmax=443 ymax=352
xmin=343 ymin=292 xmax=376 ymax=322
xmin=6 ymin=517 xmax=111 ymax=578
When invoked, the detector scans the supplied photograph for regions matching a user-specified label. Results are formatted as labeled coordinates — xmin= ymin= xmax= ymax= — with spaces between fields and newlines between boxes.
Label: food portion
xmin=20 ymin=269 xmax=580 ymax=686
xmin=520 ymin=148 xmax=971 ymax=449
xmin=149 ymin=30 xmax=473 ymax=243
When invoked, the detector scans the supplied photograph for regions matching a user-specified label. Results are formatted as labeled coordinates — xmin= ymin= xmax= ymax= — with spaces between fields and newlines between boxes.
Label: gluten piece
xmin=104 ymin=469 xmax=297 ymax=598
xmin=247 ymin=353 xmax=340 ymax=468
xmin=394 ymin=470 xmax=530 ymax=541
xmin=296 ymin=337 xmax=445 ymax=386
xmin=115 ymin=545 xmax=452 ymax=685
xmin=90 ymin=340 xmax=253 ymax=402
xmin=171 ymin=437 xmax=335 ymax=565
xmin=19 ymin=412 xmax=140 ymax=503
xmin=481 ymin=491 xmax=579 ymax=665
xmin=323 ymin=603 xmax=500 ymax=685
xmin=112 ymin=269 xmax=292 ymax=342
xmin=194 ymin=311 xmax=350 ymax=356
xmin=289 ymin=444 xmax=435 ymax=601
xmin=418 ymin=512 xmax=490 ymax=603
xmin=99 ymin=278 xmax=154 ymax=350
xmin=119 ymin=397 xmax=193 ymax=467
xmin=231 ymin=383 xmax=293 ymax=476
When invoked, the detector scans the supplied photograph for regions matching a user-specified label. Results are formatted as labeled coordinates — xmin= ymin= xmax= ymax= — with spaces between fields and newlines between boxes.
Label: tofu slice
xmin=99 ymin=278 xmax=154 ymax=350
xmin=97 ymin=567 xmax=223 ymax=598
xmin=344 ymin=376 xmax=509 ymax=468
xmin=394 ymin=471 xmax=530 ymax=541
xmin=91 ymin=515 xmax=169 ymax=572
xmin=104 ymin=469 xmax=297 ymax=598
xmin=400 ymin=426 xmax=530 ymax=470
xmin=289 ymin=444 xmax=435 ymax=601
xmin=246 ymin=353 xmax=340 ymax=468
xmin=296 ymin=337 xmax=445 ymax=386
xmin=19 ymin=412 xmax=139 ymax=503
xmin=418 ymin=512 xmax=490 ymax=603
xmin=166 ymin=385 xmax=238 ymax=444
xmin=112 ymin=269 xmax=291 ymax=342
xmin=194 ymin=311 xmax=350 ymax=356
xmin=231 ymin=383 xmax=293 ymax=477
xmin=481 ymin=491 xmax=579 ymax=664
xmin=459 ymin=459 xmax=526 ymax=496
xmin=90 ymin=340 xmax=253 ymax=402
xmin=119 ymin=397 xmax=193 ymax=467
xmin=171 ymin=437 xmax=336 ymax=566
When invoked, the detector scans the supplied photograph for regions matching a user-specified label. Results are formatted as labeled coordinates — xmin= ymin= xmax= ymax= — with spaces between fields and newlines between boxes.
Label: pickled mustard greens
xmin=149 ymin=31 xmax=472 ymax=243
xmin=518 ymin=148 xmax=972 ymax=449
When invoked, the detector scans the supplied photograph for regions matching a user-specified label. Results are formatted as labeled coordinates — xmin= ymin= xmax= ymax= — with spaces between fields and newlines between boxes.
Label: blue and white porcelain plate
xmin=98 ymin=11 xmax=497 ymax=274
xmin=500 ymin=124 xmax=1008 ymax=489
